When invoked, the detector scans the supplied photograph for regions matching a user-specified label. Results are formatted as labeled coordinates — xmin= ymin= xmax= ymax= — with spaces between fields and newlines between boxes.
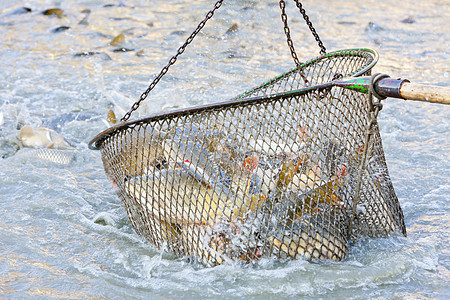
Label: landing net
xmin=90 ymin=48 xmax=406 ymax=266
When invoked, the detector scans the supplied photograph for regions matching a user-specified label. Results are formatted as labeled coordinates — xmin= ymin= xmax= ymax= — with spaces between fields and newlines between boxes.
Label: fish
xmin=226 ymin=23 xmax=239 ymax=34
xmin=73 ymin=52 xmax=112 ymax=61
xmin=115 ymin=128 xmax=166 ymax=177
xmin=124 ymin=168 xmax=230 ymax=226
xmin=262 ymin=153 xmax=349 ymax=261
xmin=163 ymin=139 xmax=217 ymax=185
xmin=353 ymin=170 xmax=396 ymax=236
xmin=0 ymin=7 xmax=32 ymax=18
xmin=122 ymin=122 xmax=271 ymax=264
xmin=50 ymin=26 xmax=70 ymax=33
xmin=268 ymin=220 xmax=348 ymax=261
xmin=300 ymin=178 xmax=346 ymax=213
xmin=317 ymin=140 xmax=396 ymax=236
xmin=107 ymin=109 xmax=117 ymax=125
xmin=124 ymin=164 xmax=263 ymax=266
xmin=276 ymin=161 xmax=346 ymax=223
xmin=173 ymin=138 xmax=267 ymax=219
xmin=18 ymin=126 xmax=71 ymax=149
xmin=103 ymin=1 xmax=126 ymax=8
xmin=365 ymin=21 xmax=385 ymax=32
xmin=15 ymin=148 xmax=76 ymax=165
xmin=110 ymin=33 xmax=125 ymax=46
xmin=181 ymin=224 xmax=229 ymax=266
xmin=321 ymin=139 xmax=347 ymax=179
xmin=162 ymin=124 xmax=234 ymax=185
xmin=78 ymin=9 xmax=90 ymax=25
xmin=42 ymin=8 xmax=64 ymax=19
xmin=401 ymin=17 xmax=416 ymax=24
xmin=181 ymin=221 xmax=263 ymax=266
xmin=112 ymin=48 xmax=134 ymax=53
xmin=276 ymin=156 xmax=304 ymax=189
xmin=103 ymin=90 xmax=134 ymax=119
xmin=161 ymin=123 xmax=263 ymax=213
xmin=227 ymin=154 xmax=268 ymax=218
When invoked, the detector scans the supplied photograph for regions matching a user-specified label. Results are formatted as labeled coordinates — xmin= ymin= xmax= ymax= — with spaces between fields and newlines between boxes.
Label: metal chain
xmin=279 ymin=0 xmax=327 ymax=87
xmin=121 ymin=0 xmax=224 ymax=122
xmin=292 ymin=0 xmax=326 ymax=55
xmin=279 ymin=0 xmax=310 ymax=86
xmin=123 ymin=0 xmax=326 ymax=121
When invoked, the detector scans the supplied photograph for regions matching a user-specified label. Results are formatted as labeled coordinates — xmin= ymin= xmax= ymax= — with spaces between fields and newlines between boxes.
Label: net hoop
xmin=89 ymin=48 xmax=378 ymax=150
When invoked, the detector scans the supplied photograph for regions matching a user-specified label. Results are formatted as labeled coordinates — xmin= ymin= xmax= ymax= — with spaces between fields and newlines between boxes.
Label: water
xmin=0 ymin=0 xmax=448 ymax=298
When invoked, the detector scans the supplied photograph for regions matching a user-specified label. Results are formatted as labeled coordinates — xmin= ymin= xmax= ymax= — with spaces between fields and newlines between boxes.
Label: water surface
xmin=0 ymin=0 xmax=448 ymax=298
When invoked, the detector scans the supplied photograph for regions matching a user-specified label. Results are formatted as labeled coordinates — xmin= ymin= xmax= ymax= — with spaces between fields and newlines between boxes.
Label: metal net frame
xmin=90 ymin=48 xmax=406 ymax=266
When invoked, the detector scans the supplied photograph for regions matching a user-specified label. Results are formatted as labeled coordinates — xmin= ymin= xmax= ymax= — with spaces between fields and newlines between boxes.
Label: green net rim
xmin=89 ymin=48 xmax=378 ymax=150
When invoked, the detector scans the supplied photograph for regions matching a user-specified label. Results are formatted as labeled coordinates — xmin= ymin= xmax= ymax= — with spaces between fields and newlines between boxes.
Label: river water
xmin=0 ymin=0 xmax=448 ymax=299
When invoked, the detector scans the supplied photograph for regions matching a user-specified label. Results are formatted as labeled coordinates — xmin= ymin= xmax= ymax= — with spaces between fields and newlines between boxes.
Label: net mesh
xmin=92 ymin=49 xmax=406 ymax=266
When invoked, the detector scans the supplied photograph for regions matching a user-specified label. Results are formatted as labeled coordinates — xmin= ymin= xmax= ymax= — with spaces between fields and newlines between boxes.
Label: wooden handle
xmin=400 ymin=82 xmax=450 ymax=104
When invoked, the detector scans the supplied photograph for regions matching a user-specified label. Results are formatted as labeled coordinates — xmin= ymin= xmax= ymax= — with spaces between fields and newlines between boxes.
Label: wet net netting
xmin=90 ymin=1 xmax=406 ymax=266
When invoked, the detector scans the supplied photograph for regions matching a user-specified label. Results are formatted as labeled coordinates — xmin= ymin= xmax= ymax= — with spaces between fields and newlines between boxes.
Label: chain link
xmin=121 ymin=0 xmax=224 ymax=122
xmin=279 ymin=0 xmax=327 ymax=87
xmin=292 ymin=0 xmax=326 ymax=55
xmin=279 ymin=0 xmax=310 ymax=86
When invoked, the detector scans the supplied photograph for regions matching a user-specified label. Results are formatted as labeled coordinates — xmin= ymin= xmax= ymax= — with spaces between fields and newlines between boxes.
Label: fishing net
xmin=89 ymin=1 xmax=406 ymax=266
